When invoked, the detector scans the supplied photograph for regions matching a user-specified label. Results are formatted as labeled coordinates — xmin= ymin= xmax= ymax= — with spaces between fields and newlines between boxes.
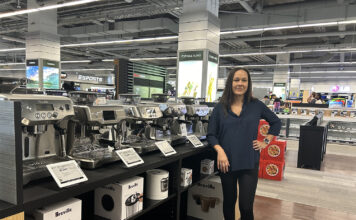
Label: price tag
xmin=187 ymin=135 xmax=204 ymax=148
xmin=180 ymin=123 xmax=188 ymax=136
xmin=47 ymin=160 xmax=88 ymax=188
xmin=116 ymin=148 xmax=144 ymax=168
xmin=155 ymin=140 xmax=177 ymax=157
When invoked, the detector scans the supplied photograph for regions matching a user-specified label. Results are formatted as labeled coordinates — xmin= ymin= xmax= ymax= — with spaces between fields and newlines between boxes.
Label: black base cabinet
xmin=0 ymin=143 xmax=215 ymax=220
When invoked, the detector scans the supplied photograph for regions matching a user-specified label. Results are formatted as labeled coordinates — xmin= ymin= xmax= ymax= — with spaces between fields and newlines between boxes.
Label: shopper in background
xmin=312 ymin=93 xmax=323 ymax=104
xmin=269 ymin=94 xmax=276 ymax=105
xmin=262 ymin=95 xmax=270 ymax=105
xmin=207 ymin=67 xmax=281 ymax=220
xmin=307 ymin=92 xmax=316 ymax=103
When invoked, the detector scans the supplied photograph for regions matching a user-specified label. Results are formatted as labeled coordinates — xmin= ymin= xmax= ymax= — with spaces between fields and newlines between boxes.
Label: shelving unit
xmin=0 ymin=142 xmax=215 ymax=220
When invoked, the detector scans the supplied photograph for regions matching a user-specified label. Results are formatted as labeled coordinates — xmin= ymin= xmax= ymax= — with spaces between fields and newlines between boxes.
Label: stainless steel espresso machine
xmin=67 ymin=91 xmax=127 ymax=169
xmin=181 ymin=97 xmax=210 ymax=139
xmin=0 ymin=94 xmax=74 ymax=185
xmin=144 ymin=94 xmax=188 ymax=146
xmin=116 ymin=94 xmax=163 ymax=154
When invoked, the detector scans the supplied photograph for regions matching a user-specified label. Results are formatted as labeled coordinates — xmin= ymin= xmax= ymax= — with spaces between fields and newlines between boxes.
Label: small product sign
xmin=155 ymin=140 xmax=177 ymax=157
xmin=116 ymin=148 xmax=144 ymax=168
xmin=47 ymin=160 xmax=88 ymax=188
xmin=187 ymin=135 xmax=204 ymax=148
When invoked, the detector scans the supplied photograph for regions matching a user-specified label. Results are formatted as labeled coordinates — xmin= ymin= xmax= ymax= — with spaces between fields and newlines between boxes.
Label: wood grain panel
xmin=0 ymin=212 xmax=24 ymax=220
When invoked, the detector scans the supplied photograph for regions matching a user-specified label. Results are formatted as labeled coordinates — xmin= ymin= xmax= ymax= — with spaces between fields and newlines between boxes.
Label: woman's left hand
xmin=253 ymin=140 xmax=268 ymax=151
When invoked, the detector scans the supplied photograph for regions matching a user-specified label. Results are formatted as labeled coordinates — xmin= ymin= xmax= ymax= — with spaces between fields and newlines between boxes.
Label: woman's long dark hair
xmin=220 ymin=67 xmax=254 ymax=113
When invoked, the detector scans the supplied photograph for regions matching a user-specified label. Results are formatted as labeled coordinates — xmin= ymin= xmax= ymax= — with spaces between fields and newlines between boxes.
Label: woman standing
xmin=207 ymin=68 xmax=281 ymax=220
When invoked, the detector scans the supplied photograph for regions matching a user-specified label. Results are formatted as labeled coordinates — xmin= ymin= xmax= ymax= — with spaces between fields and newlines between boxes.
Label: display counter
xmin=277 ymin=111 xmax=356 ymax=145
xmin=0 ymin=142 xmax=215 ymax=220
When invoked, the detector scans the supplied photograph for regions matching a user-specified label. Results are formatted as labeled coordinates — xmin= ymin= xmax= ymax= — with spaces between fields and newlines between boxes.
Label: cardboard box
xmin=188 ymin=175 xmax=241 ymax=220
xmin=261 ymin=140 xmax=287 ymax=162
xmin=32 ymin=198 xmax=81 ymax=220
xmin=261 ymin=160 xmax=285 ymax=181
xmin=181 ymin=168 xmax=193 ymax=187
xmin=257 ymin=120 xmax=278 ymax=141
xmin=95 ymin=176 xmax=144 ymax=220
xmin=200 ymin=159 xmax=214 ymax=175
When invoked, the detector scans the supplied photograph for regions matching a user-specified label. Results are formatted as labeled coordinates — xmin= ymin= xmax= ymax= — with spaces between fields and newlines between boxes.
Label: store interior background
xmin=1 ymin=0 xmax=356 ymax=219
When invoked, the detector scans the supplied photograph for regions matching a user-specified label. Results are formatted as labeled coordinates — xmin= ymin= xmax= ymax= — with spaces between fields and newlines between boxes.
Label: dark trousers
xmin=219 ymin=166 xmax=259 ymax=220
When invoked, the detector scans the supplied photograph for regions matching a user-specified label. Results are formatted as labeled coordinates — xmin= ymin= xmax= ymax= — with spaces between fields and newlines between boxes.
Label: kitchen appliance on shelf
xmin=146 ymin=169 xmax=169 ymax=200
xmin=181 ymin=97 xmax=210 ymax=139
xmin=142 ymin=93 xmax=188 ymax=146
xmin=116 ymin=94 xmax=163 ymax=154
xmin=66 ymin=91 xmax=127 ymax=169
xmin=0 ymin=93 xmax=74 ymax=185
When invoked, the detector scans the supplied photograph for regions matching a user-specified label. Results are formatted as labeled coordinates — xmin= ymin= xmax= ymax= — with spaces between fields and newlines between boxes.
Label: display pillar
xmin=272 ymin=54 xmax=290 ymax=100
xmin=26 ymin=0 xmax=60 ymax=90
xmin=177 ymin=0 xmax=220 ymax=101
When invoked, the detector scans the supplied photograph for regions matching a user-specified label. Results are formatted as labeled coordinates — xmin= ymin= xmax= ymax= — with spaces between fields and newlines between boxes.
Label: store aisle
xmin=256 ymin=140 xmax=356 ymax=216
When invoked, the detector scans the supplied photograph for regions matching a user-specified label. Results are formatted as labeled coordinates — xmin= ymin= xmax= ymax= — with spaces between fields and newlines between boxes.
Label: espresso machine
xmin=66 ymin=91 xmax=127 ymax=169
xmin=181 ymin=97 xmax=210 ymax=139
xmin=144 ymin=94 xmax=188 ymax=146
xmin=0 ymin=93 xmax=74 ymax=185
xmin=116 ymin=94 xmax=163 ymax=154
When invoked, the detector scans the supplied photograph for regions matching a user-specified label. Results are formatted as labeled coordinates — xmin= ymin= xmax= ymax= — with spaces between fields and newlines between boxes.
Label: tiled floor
xmin=255 ymin=140 xmax=356 ymax=218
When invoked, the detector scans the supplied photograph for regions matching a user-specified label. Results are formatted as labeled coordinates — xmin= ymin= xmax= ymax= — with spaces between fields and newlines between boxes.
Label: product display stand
xmin=0 ymin=142 xmax=215 ymax=220
xmin=298 ymin=121 xmax=328 ymax=170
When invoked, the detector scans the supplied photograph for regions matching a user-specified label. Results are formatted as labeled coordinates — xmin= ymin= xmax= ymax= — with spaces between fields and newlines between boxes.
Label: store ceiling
xmin=1 ymin=0 xmax=356 ymax=82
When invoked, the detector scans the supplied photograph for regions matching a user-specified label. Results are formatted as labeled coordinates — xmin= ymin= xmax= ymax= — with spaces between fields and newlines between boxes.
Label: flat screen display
xmin=134 ymin=85 xmax=150 ymax=98
xmin=103 ymin=111 xmax=115 ymax=121
xmin=177 ymin=60 xmax=203 ymax=98
xmin=26 ymin=66 xmax=39 ymax=88
xmin=36 ymin=104 xmax=54 ymax=111
xmin=43 ymin=66 xmax=60 ymax=89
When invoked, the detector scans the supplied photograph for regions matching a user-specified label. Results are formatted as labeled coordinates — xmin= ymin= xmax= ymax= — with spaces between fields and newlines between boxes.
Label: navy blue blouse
xmin=207 ymin=99 xmax=281 ymax=171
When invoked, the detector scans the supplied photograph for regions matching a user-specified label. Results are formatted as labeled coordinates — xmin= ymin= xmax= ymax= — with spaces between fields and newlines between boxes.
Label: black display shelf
xmin=22 ymin=143 xmax=211 ymax=213
xmin=0 ymin=200 xmax=22 ymax=219
xmin=94 ymin=194 xmax=177 ymax=220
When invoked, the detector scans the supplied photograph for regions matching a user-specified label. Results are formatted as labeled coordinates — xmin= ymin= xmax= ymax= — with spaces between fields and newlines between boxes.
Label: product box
xmin=261 ymin=140 xmax=287 ymax=162
xmin=31 ymin=198 xmax=81 ymax=220
xmin=200 ymin=159 xmax=214 ymax=175
xmin=261 ymin=160 xmax=285 ymax=181
xmin=331 ymin=110 xmax=339 ymax=117
xmin=257 ymin=120 xmax=270 ymax=140
xmin=181 ymin=168 xmax=193 ymax=187
xmin=350 ymin=111 xmax=356 ymax=118
xmin=95 ymin=176 xmax=144 ymax=220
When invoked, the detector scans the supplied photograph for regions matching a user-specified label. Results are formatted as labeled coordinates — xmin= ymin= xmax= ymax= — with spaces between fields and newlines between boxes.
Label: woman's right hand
xmin=214 ymin=145 xmax=230 ymax=173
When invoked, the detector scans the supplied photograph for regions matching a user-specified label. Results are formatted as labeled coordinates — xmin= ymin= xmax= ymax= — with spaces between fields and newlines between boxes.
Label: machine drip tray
xmin=23 ymin=156 xmax=68 ymax=185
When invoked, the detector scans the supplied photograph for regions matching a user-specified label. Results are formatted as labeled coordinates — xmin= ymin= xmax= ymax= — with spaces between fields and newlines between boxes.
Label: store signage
xmin=274 ymin=83 xmax=286 ymax=87
xmin=331 ymin=85 xmax=350 ymax=92
xmin=26 ymin=59 xmax=38 ymax=66
xmin=47 ymin=160 xmax=88 ymax=188
xmin=43 ymin=59 xmax=59 ymax=68
xmin=187 ymin=135 xmax=204 ymax=148
xmin=116 ymin=148 xmax=144 ymax=168
xmin=155 ymin=140 xmax=177 ymax=157
xmin=208 ymin=51 xmax=219 ymax=63
xmin=78 ymin=74 xmax=103 ymax=82
xmin=179 ymin=51 xmax=204 ymax=61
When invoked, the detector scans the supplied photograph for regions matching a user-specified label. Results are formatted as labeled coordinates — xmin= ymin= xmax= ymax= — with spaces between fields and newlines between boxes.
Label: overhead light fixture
xmin=220 ymin=61 xmax=356 ymax=68
xmin=0 ymin=0 xmax=102 ymax=19
xmin=290 ymin=70 xmax=356 ymax=74
xmin=61 ymin=60 xmax=91 ymax=63
xmin=221 ymin=48 xmax=356 ymax=57
xmin=61 ymin=36 xmax=178 ymax=47
xmin=0 ymin=68 xmax=25 ymax=71
xmin=220 ymin=20 xmax=355 ymax=35
xmin=62 ymin=68 xmax=114 ymax=71
xmin=0 ymin=62 xmax=25 ymax=66
xmin=130 ymin=57 xmax=177 ymax=61
xmin=0 ymin=48 xmax=25 ymax=52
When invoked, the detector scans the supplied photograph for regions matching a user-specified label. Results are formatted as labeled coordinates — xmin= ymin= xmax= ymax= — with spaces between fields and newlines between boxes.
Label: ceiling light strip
xmin=0 ymin=0 xmax=102 ymax=19
xmin=220 ymin=20 xmax=356 ymax=35
xmin=61 ymin=36 xmax=178 ymax=47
